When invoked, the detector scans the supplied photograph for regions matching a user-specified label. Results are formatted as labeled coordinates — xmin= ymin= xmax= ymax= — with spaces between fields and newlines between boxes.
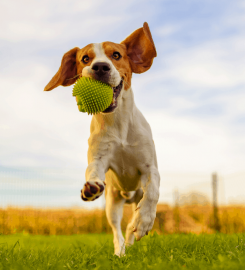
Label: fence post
xmin=212 ymin=173 xmax=221 ymax=232
xmin=173 ymin=189 xmax=180 ymax=233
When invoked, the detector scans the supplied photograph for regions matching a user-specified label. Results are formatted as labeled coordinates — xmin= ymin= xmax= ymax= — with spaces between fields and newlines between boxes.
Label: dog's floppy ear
xmin=120 ymin=22 xmax=157 ymax=74
xmin=44 ymin=47 xmax=80 ymax=91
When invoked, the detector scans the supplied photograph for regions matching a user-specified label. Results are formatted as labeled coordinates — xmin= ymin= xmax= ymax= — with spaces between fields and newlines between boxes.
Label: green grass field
xmin=1 ymin=233 xmax=245 ymax=269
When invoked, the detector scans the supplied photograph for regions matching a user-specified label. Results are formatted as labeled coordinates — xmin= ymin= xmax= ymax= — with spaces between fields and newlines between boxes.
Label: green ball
xmin=73 ymin=77 xmax=113 ymax=115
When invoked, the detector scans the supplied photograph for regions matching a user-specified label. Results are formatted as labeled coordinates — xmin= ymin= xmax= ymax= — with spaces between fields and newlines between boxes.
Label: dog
xmin=44 ymin=22 xmax=160 ymax=256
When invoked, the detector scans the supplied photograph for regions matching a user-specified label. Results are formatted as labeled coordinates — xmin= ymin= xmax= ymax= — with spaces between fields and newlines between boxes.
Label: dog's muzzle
xmin=102 ymin=80 xmax=123 ymax=113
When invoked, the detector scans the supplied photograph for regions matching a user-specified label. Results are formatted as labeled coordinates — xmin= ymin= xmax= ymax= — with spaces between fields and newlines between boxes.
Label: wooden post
xmin=212 ymin=173 xmax=221 ymax=232
xmin=174 ymin=189 xmax=179 ymax=208
xmin=173 ymin=189 xmax=180 ymax=233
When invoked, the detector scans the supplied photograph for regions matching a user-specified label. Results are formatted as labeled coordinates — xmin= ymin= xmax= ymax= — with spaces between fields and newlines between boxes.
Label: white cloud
xmin=145 ymin=110 xmax=245 ymax=175
xmin=155 ymin=24 xmax=180 ymax=37
xmin=160 ymin=36 xmax=245 ymax=89
xmin=0 ymin=62 xmax=92 ymax=168
xmin=0 ymin=0 xmax=137 ymax=42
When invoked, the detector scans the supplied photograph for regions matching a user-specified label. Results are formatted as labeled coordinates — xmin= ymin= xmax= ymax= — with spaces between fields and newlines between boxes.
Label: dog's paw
xmin=114 ymin=237 xmax=126 ymax=257
xmin=131 ymin=204 xmax=156 ymax=241
xmin=115 ymin=250 xmax=126 ymax=257
xmin=81 ymin=181 xmax=105 ymax=201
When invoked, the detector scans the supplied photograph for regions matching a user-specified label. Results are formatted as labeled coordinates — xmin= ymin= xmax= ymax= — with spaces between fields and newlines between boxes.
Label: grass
xmin=1 ymin=233 xmax=245 ymax=269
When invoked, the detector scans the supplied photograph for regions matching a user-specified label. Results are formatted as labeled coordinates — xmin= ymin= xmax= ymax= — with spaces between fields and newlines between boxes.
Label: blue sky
xmin=0 ymin=0 xmax=245 ymax=207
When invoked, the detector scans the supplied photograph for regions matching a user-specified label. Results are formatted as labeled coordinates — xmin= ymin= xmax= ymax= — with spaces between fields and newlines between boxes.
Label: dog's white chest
xmin=106 ymin=137 xmax=146 ymax=191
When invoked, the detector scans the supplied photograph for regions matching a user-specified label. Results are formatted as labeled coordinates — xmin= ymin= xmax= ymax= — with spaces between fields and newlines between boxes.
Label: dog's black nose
xmin=92 ymin=62 xmax=111 ymax=76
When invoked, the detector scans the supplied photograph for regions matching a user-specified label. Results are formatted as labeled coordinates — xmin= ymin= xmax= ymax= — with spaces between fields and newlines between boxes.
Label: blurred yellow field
xmin=1 ymin=204 xmax=245 ymax=235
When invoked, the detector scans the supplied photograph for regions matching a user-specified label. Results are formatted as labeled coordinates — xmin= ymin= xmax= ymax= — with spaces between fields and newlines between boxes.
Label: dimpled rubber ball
xmin=72 ymin=77 xmax=113 ymax=115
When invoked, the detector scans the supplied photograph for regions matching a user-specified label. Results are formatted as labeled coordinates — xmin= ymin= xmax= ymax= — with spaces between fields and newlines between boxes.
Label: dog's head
xmin=44 ymin=22 xmax=157 ymax=113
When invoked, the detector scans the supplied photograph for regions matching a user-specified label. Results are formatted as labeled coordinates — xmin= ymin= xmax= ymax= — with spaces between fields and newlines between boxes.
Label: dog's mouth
xmin=102 ymin=80 xmax=123 ymax=113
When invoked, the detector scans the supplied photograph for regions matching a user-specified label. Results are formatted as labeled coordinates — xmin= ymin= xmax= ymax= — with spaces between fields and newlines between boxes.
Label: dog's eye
xmin=112 ymin=52 xmax=121 ymax=60
xmin=82 ymin=55 xmax=89 ymax=64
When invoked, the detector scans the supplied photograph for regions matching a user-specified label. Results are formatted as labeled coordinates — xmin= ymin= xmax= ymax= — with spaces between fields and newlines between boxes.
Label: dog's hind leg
xmin=132 ymin=168 xmax=160 ymax=241
xmin=105 ymin=185 xmax=126 ymax=257
xmin=125 ymin=188 xmax=143 ymax=247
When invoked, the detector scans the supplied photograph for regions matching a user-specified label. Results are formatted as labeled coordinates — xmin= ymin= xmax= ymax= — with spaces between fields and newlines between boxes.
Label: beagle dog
xmin=44 ymin=22 xmax=160 ymax=256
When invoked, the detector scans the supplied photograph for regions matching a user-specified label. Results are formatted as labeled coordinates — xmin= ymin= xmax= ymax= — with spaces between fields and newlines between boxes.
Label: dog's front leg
xmin=132 ymin=167 xmax=160 ymax=241
xmin=81 ymin=159 xmax=106 ymax=201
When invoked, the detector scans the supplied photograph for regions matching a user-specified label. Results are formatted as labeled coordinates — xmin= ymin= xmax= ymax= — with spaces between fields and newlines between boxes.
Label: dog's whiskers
xmin=118 ymin=72 xmax=130 ymax=88
xmin=122 ymin=78 xmax=130 ymax=88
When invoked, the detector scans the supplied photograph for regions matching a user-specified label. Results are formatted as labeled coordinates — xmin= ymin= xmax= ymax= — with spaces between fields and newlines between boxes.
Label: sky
xmin=0 ymin=0 xmax=245 ymax=208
